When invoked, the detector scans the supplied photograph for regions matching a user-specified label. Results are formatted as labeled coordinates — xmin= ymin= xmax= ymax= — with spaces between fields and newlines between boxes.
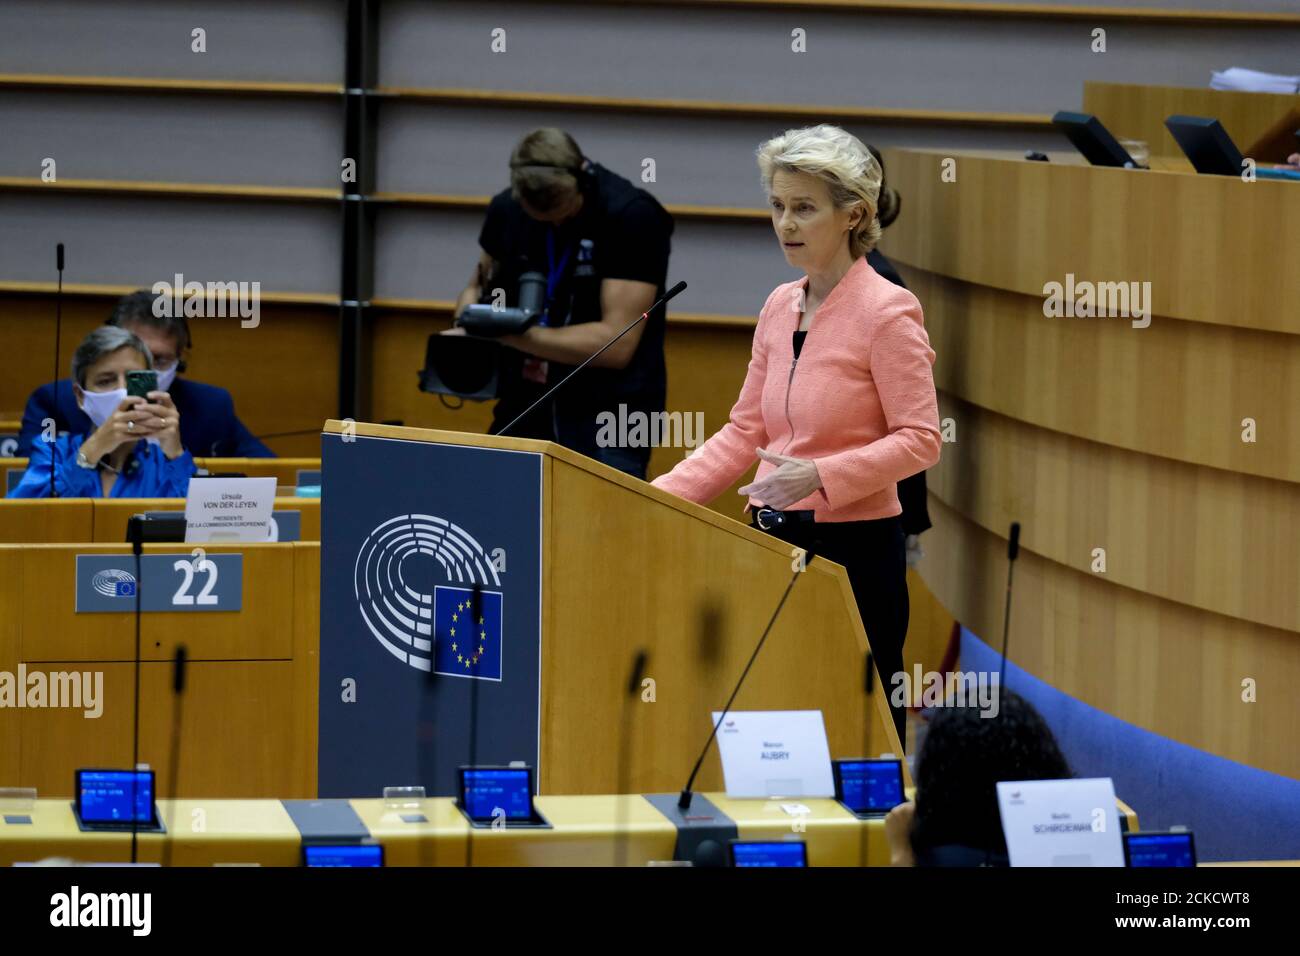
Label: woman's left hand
xmin=738 ymin=448 xmax=822 ymax=510
xmin=141 ymin=390 xmax=184 ymax=460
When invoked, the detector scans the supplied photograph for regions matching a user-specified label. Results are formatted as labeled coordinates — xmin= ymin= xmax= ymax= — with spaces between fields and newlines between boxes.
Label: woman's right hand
xmin=884 ymin=799 xmax=917 ymax=867
xmin=79 ymin=396 xmax=159 ymax=462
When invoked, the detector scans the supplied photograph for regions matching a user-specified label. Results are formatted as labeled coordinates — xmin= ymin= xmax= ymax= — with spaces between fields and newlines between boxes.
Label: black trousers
xmin=753 ymin=513 xmax=910 ymax=748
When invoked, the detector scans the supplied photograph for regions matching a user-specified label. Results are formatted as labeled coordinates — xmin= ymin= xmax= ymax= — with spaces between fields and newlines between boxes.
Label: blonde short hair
xmin=756 ymin=124 xmax=883 ymax=257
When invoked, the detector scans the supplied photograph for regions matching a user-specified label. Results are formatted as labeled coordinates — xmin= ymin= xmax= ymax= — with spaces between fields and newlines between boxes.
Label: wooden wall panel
xmin=886 ymin=143 xmax=1300 ymax=782
xmin=0 ymin=294 xmax=335 ymax=458
xmin=1083 ymin=81 xmax=1300 ymax=161
xmin=19 ymin=661 xmax=298 ymax=798
xmin=931 ymin=391 xmax=1300 ymax=633
xmin=920 ymin=495 xmax=1299 ymax=780
xmin=901 ymin=265 xmax=1300 ymax=483
xmin=882 ymin=147 xmax=1300 ymax=335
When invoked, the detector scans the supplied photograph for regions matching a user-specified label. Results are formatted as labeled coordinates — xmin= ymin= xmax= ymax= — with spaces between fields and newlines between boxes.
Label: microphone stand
xmin=678 ymin=553 xmax=813 ymax=811
xmin=128 ymin=516 xmax=144 ymax=864
xmin=998 ymin=522 xmax=1021 ymax=709
xmin=496 ymin=281 xmax=686 ymax=437
xmin=50 ymin=243 xmax=65 ymax=499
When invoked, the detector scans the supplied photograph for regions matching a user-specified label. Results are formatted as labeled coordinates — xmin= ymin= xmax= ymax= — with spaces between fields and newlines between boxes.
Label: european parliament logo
xmin=91 ymin=569 xmax=137 ymax=598
xmin=353 ymin=513 xmax=503 ymax=676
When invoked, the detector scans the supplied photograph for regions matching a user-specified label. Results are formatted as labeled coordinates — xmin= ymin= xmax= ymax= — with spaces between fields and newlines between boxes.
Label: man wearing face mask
xmin=15 ymin=290 xmax=272 ymax=459
xmin=9 ymin=326 xmax=196 ymax=498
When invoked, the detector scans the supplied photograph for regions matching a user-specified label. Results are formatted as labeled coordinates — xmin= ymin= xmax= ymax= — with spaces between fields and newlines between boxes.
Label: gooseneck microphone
xmin=51 ymin=242 xmax=65 ymax=499
xmin=465 ymin=583 xmax=483 ymax=869
xmin=127 ymin=516 xmax=145 ymax=864
xmin=677 ymin=549 xmax=815 ymax=811
xmin=496 ymin=280 xmax=687 ymax=437
xmin=998 ymin=521 xmax=1021 ymax=707
xmin=161 ymin=645 xmax=188 ymax=868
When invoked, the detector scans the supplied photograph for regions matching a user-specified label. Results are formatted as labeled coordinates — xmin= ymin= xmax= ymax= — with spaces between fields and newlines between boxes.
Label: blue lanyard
xmin=543 ymin=229 xmax=573 ymax=327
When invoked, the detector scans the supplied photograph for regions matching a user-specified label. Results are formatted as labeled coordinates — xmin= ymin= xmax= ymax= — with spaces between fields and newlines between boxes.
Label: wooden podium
xmin=317 ymin=421 xmax=905 ymax=798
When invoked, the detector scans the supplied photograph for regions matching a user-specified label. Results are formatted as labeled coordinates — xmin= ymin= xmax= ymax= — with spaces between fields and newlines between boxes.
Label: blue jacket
xmin=16 ymin=377 xmax=273 ymax=459
xmin=9 ymin=433 xmax=196 ymax=498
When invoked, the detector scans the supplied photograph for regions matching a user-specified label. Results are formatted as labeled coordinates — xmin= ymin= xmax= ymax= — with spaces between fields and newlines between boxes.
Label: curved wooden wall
xmin=882 ymin=146 xmax=1300 ymax=779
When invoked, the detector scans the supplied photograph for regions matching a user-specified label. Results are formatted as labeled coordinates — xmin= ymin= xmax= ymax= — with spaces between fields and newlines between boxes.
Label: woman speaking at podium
xmin=651 ymin=125 xmax=941 ymax=745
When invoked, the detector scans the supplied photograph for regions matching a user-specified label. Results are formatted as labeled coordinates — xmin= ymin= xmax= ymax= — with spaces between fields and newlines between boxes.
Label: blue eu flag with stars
xmin=433 ymin=586 xmax=503 ymax=681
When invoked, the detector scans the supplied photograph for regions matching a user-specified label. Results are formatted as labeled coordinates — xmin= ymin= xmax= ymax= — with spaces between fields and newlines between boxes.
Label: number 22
xmin=172 ymin=554 xmax=218 ymax=606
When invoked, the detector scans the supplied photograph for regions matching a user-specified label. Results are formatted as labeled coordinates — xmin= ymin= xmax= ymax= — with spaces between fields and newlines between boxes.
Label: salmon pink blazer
xmin=652 ymin=255 xmax=940 ymax=522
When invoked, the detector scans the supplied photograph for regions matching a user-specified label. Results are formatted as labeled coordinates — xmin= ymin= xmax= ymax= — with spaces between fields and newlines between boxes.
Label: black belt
xmin=752 ymin=507 xmax=815 ymax=531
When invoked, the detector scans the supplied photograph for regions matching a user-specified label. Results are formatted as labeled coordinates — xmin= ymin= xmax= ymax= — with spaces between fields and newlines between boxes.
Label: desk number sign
xmin=74 ymin=552 xmax=243 ymax=613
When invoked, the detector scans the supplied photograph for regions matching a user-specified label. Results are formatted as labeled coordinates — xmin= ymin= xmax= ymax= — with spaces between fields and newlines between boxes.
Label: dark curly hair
xmin=910 ymin=689 xmax=1072 ymax=860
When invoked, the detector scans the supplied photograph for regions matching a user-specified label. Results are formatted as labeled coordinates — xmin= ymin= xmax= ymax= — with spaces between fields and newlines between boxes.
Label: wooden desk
xmin=193 ymin=458 xmax=322 ymax=486
xmin=707 ymin=794 xmax=887 ymax=866
xmin=91 ymin=496 xmax=320 ymax=542
xmin=0 ymin=542 xmax=320 ymax=799
xmin=0 ymin=498 xmax=93 ymax=543
xmin=0 ymin=794 xmax=872 ymax=867
xmin=0 ymin=496 xmax=320 ymax=543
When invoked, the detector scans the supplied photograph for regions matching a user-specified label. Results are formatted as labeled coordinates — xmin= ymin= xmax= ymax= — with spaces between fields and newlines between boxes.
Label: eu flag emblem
xmin=433 ymin=586 xmax=503 ymax=681
xmin=116 ymin=582 xmax=136 ymax=597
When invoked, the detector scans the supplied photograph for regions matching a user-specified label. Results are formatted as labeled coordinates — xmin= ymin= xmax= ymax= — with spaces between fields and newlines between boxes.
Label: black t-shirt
xmin=476 ymin=163 xmax=673 ymax=451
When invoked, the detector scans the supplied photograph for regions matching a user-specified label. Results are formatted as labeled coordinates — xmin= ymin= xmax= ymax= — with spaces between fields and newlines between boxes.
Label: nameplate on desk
xmin=184 ymin=476 xmax=276 ymax=543
xmin=997 ymin=777 xmax=1124 ymax=867
xmin=74 ymin=553 xmax=243 ymax=613
xmin=711 ymin=709 xmax=835 ymax=799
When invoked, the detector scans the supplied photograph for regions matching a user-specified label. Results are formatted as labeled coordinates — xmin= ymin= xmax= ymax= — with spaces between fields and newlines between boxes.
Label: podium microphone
xmin=50 ymin=242 xmax=65 ymax=499
xmin=465 ymin=582 xmax=483 ymax=868
xmin=997 ymin=522 xmax=1021 ymax=708
xmin=614 ymin=649 xmax=648 ymax=867
xmin=496 ymin=280 xmax=687 ymax=437
xmin=161 ymin=645 xmax=187 ymax=868
xmin=127 ymin=516 xmax=145 ymax=864
xmin=677 ymin=548 xmax=815 ymax=811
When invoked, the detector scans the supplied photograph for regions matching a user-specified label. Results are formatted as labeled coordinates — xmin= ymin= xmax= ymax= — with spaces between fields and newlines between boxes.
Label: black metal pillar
xmin=339 ymin=0 xmax=379 ymax=420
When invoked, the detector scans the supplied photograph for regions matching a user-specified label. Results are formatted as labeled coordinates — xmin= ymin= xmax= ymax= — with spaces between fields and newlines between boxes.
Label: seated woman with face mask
xmin=8 ymin=326 xmax=196 ymax=498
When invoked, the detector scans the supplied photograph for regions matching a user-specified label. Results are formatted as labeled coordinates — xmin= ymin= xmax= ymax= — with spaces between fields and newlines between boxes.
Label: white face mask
xmin=156 ymin=362 xmax=178 ymax=392
xmin=79 ymin=387 xmax=127 ymax=430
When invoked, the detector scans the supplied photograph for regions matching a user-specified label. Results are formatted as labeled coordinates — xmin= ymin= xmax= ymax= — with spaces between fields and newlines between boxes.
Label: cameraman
xmin=451 ymin=128 xmax=673 ymax=479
